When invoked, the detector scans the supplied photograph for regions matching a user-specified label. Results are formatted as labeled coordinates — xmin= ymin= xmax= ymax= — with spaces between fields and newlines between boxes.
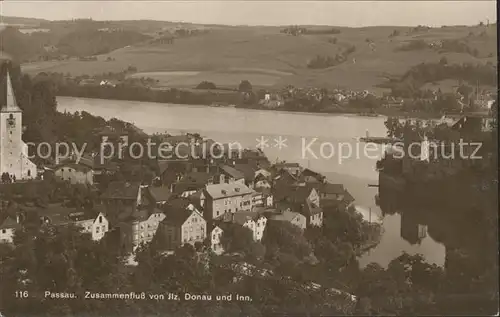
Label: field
xmin=18 ymin=22 xmax=497 ymax=91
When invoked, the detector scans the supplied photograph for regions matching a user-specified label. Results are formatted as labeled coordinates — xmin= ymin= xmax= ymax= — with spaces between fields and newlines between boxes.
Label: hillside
xmin=56 ymin=29 xmax=152 ymax=57
xmin=0 ymin=27 xmax=44 ymax=61
xmin=13 ymin=21 xmax=497 ymax=91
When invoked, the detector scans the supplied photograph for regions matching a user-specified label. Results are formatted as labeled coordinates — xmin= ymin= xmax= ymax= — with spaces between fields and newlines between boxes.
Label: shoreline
xmin=56 ymin=95 xmax=456 ymax=120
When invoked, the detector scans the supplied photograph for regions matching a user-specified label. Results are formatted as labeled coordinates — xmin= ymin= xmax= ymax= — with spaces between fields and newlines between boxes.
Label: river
xmin=57 ymin=96 xmax=446 ymax=268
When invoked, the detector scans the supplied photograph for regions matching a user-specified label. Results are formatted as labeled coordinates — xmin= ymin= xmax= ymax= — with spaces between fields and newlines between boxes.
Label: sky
xmin=0 ymin=1 xmax=497 ymax=27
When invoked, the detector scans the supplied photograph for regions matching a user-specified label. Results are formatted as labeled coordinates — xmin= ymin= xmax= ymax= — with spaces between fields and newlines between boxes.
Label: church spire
xmin=1 ymin=70 xmax=21 ymax=112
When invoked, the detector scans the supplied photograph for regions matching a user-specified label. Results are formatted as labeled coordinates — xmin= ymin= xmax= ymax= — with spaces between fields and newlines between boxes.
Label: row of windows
xmin=95 ymin=225 xmax=107 ymax=233
xmin=183 ymin=235 xmax=203 ymax=243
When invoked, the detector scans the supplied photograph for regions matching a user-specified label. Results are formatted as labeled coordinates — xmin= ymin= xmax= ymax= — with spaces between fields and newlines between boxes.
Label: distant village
xmin=0 ymin=127 xmax=355 ymax=256
xmin=42 ymin=66 xmax=497 ymax=118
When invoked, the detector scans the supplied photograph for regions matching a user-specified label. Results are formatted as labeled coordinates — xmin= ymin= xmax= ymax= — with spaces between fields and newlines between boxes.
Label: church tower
xmin=0 ymin=70 xmax=37 ymax=180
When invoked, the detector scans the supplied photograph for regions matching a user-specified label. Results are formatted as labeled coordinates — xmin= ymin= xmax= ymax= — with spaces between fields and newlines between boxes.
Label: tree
xmin=220 ymin=224 xmax=254 ymax=253
xmin=456 ymin=84 xmax=473 ymax=100
xmin=0 ymin=224 xmax=136 ymax=316
xmin=262 ymin=221 xmax=312 ymax=259
xmin=439 ymin=56 xmax=448 ymax=65
xmin=196 ymin=81 xmax=216 ymax=89
xmin=238 ymin=80 xmax=253 ymax=93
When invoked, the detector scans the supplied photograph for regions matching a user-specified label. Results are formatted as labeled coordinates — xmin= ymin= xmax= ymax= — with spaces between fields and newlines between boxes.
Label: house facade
xmin=159 ymin=209 xmax=206 ymax=250
xmin=76 ymin=212 xmax=109 ymax=241
xmin=268 ymin=209 xmax=307 ymax=231
xmin=145 ymin=186 xmax=172 ymax=206
xmin=229 ymin=211 xmax=268 ymax=242
xmin=0 ymin=216 xmax=20 ymax=244
xmin=201 ymin=182 xmax=254 ymax=220
xmin=117 ymin=208 xmax=166 ymax=250
xmin=101 ymin=181 xmax=143 ymax=215
xmin=274 ymin=186 xmax=323 ymax=228
xmin=210 ymin=225 xmax=224 ymax=255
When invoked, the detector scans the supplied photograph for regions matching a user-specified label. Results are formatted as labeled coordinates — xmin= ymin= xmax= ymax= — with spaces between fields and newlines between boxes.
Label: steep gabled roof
xmin=1 ymin=70 xmax=21 ymax=112
xmin=234 ymin=163 xmax=258 ymax=182
xmin=163 ymin=208 xmax=198 ymax=226
xmin=54 ymin=162 xmax=92 ymax=173
xmin=268 ymin=210 xmax=302 ymax=223
xmin=274 ymin=185 xmax=314 ymax=203
xmin=302 ymin=200 xmax=323 ymax=216
xmin=204 ymin=182 xmax=253 ymax=200
xmin=102 ymin=181 xmax=141 ymax=200
xmin=220 ymin=165 xmax=245 ymax=180
xmin=0 ymin=215 xmax=21 ymax=229
xmin=148 ymin=186 xmax=172 ymax=203
xmin=231 ymin=211 xmax=263 ymax=226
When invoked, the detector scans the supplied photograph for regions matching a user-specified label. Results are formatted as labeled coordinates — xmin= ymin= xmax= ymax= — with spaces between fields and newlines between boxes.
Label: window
xmin=1 ymin=229 xmax=6 ymax=234
xmin=216 ymin=211 xmax=219 ymax=216
xmin=96 ymin=227 xmax=100 ymax=233
xmin=99 ymin=216 xmax=103 ymax=223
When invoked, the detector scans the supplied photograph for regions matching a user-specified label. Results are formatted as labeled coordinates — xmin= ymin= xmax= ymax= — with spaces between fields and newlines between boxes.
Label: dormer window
xmin=221 ymin=190 xmax=227 ymax=195
xmin=235 ymin=188 xmax=240 ymax=192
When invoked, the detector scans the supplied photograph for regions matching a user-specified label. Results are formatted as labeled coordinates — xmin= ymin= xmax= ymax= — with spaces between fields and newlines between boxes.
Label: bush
xmin=238 ymin=80 xmax=253 ymax=92
xmin=397 ymin=40 xmax=429 ymax=51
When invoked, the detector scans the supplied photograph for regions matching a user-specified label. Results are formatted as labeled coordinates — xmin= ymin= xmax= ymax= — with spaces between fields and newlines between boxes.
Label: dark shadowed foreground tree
xmin=0 ymin=225 xmax=137 ymax=317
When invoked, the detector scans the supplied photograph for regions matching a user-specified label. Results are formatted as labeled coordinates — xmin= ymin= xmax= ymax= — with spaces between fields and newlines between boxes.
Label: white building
xmin=210 ymin=225 xmax=224 ymax=255
xmin=231 ymin=211 xmax=268 ymax=242
xmin=0 ymin=215 xmax=20 ymax=244
xmin=54 ymin=163 xmax=94 ymax=185
xmin=0 ymin=71 xmax=37 ymax=180
xmin=77 ymin=212 xmax=109 ymax=241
